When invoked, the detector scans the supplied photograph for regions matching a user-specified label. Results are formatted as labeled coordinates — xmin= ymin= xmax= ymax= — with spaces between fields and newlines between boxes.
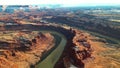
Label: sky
xmin=0 ymin=0 xmax=120 ymax=6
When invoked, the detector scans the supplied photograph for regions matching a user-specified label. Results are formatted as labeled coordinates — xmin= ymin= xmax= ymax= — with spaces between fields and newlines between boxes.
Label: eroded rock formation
xmin=0 ymin=31 xmax=54 ymax=68
xmin=71 ymin=29 xmax=94 ymax=67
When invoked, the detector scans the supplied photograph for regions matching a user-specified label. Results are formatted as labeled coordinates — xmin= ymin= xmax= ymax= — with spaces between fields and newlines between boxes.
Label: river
xmin=35 ymin=31 xmax=67 ymax=68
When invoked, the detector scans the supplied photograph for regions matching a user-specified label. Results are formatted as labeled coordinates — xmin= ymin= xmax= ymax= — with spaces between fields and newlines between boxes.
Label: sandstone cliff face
xmin=70 ymin=29 xmax=94 ymax=67
xmin=0 ymin=32 xmax=54 ymax=68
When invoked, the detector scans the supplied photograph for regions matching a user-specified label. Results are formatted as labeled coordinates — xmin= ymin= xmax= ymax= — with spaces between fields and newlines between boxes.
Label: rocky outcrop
xmin=70 ymin=29 xmax=94 ymax=67
xmin=72 ymin=29 xmax=93 ymax=59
